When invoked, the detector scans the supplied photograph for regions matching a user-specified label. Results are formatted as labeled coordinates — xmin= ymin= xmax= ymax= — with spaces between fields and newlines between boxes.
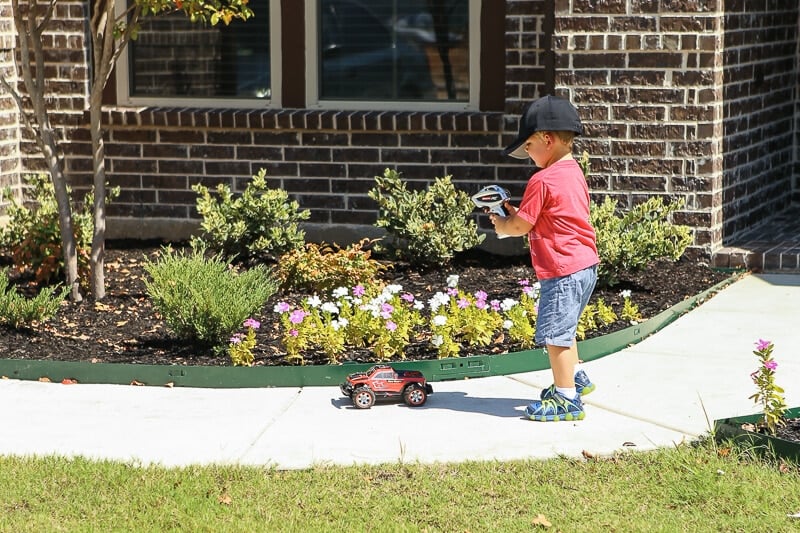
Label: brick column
xmin=552 ymin=0 xmax=725 ymax=260
xmin=0 ymin=0 xmax=20 ymax=216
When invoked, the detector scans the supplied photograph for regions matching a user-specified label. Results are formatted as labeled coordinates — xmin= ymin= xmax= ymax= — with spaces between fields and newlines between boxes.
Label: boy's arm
xmin=490 ymin=202 xmax=533 ymax=237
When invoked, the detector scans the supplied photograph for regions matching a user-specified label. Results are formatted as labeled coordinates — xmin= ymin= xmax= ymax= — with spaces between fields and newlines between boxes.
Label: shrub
xmin=591 ymin=196 xmax=692 ymax=288
xmin=368 ymin=168 xmax=484 ymax=267
xmin=0 ymin=269 xmax=68 ymax=328
xmin=275 ymin=238 xmax=389 ymax=293
xmin=191 ymin=168 xmax=310 ymax=264
xmin=143 ymin=246 xmax=278 ymax=348
xmin=0 ymin=174 xmax=117 ymax=285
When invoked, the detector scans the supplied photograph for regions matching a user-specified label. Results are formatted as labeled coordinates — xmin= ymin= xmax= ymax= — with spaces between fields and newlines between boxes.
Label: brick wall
xmin=722 ymin=0 xmax=798 ymax=241
xmin=3 ymin=1 xmax=799 ymax=259
xmin=0 ymin=2 xmax=19 ymax=211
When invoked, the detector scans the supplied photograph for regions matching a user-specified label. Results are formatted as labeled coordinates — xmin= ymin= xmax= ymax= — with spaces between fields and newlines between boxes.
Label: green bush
xmin=0 ymin=269 xmax=68 ymax=328
xmin=0 ymin=174 xmax=117 ymax=285
xmin=275 ymin=238 xmax=389 ymax=293
xmin=191 ymin=168 xmax=310 ymax=264
xmin=591 ymin=196 xmax=692 ymax=287
xmin=143 ymin=246 xmax=278 ymax=348
xmin=368 ymin=168 xmax=485 ymax=267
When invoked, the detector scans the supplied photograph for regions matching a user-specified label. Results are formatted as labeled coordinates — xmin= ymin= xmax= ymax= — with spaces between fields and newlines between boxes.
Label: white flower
xmin=428 ymin=292 xmax=449 ymax=312
xmin=307 ymin=295 xmax=322 ymax=308
xmin=331 ymin=317 xmax=349 ymax=331
xmin=432 ymin=334 xmax=444 ymax=347
xmin=500 ymin=298 xmax=518 ymax=311
xmin=503 ymin=320 xmax=513 ymax=330
xmin=620 ymin=289 xmax=632 ymax=299
xmin=332 ymin=287 xmax=349 ymax=299
xmin=432 ymin=314 xmax=447 ymax=326
xmin=446 ymin=274 xmax=459 ymax=288
xmin=320 ymin=302 xmax=339 ymax=314
xmin=385 ymin=284 xmax=403 ymax=295
xmin=413 ymin=301 xmax=425 ymax=311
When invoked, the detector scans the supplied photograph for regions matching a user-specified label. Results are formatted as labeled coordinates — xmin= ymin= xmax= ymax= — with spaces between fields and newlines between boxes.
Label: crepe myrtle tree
xmin=1 ymin=0 xmax=253 ymax=301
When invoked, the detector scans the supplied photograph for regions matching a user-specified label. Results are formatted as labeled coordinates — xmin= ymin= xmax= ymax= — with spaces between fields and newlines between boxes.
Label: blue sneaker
xmin=525 ymin=392 xmax=585 ymax=422
xmin=540 ymin=369 xmax=596 ymax=400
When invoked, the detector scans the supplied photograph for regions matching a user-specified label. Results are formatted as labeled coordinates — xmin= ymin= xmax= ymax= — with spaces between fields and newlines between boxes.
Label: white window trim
xmin=114 ymin=0 xmax=282 ymax=109
xmin=304 ymin=0 xmax=481 ymax=112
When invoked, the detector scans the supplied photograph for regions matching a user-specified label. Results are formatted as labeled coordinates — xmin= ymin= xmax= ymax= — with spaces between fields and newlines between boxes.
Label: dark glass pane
xmin=318 ymin=0 xmax=468 ymax=101
xmin=129 ymin=1 xmax=270 ymax=99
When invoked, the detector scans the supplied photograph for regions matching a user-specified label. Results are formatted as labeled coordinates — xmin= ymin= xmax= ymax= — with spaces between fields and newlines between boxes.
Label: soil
xmin=775 ymin=419 xmax=800 ymax=443
xmin=0 ymin=241 xmax=734 ymax=368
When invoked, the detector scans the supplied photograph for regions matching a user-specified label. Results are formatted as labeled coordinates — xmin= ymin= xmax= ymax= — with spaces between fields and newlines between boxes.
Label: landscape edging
xmin=0 ymin=274 xmax=740 ymax=388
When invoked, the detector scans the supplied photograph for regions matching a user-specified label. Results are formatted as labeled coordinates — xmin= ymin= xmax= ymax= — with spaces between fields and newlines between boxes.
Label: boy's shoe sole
xmin=525 ymin=393 xmax=585 ymax=422
xmin=540 ymin=369 xmax=595 ymax=400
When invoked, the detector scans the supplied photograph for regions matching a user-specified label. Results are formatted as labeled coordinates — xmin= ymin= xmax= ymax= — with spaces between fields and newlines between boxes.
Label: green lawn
xmin=1 ymin=439 xmax=798 ymax=532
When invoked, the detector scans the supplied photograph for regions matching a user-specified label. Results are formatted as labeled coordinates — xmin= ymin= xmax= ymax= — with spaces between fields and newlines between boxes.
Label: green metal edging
xmin=713 ymin=407 xmax=800 ymax=463
xmin=0 ymin=273 xmax=739 ymax=388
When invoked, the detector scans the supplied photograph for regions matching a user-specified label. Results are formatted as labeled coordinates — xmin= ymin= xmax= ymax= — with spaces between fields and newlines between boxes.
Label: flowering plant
xmin=748 ymin=339 xmax=787 ymax=434
xmin=228 ymin=318 xmax=261 ymax=366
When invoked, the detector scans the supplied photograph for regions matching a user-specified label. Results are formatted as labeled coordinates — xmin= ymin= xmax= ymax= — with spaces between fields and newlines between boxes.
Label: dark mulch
xmin=0 ymin=242 xmax=733 ymax=368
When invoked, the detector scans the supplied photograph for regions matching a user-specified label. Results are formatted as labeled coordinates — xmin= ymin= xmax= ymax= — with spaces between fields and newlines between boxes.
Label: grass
xmin=1 ymin=439 xmax=799 ymax=532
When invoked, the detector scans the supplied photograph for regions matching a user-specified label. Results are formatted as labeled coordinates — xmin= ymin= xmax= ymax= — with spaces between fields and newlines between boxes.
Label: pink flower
xmin=457 ymin=298 xmax=470 ymax=309
xmin=754 ymin=339 xmax=772 ymax=352
xmin=289 ymin=329 xmax=299 ymax=337
xmin=490 ymin=299 xmax=501 ymax=311
xmin=229 ymin=333 xmax=243 ymax=344
xmin=386 ymin=321 xmax=397 ymax=332
xmin=274 ymin=301 xmax=291 ymax=313
xmin=401 ymin=293 xmax=415 ymax=303
xmin=475 ymin=290 xmax=487 ymax=302
xmin=447 ymin=287 xmax=458 ymax=297
xmin=289 ymin=310 xmax=307 ymax=324
xmin=243 ymin=318 xmax=260 ymax=329
xmin=475 ymin=299 xmax=488 ymax=310
xmin=764 ymin=360 xmax=778 ymax=371
xmin=518 ymin=279 xmax=529 ymax=286
xmin=353 ymin=285 xmax=366 ymax=297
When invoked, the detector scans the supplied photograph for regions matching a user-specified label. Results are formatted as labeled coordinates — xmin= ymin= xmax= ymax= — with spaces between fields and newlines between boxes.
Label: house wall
xmin=1 ymin=0 xmax=799 ymax=259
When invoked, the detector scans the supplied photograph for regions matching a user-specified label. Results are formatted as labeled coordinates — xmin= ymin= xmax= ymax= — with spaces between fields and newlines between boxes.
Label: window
xmin=307 ymin=0 xmax=479 ymax=110
xmin=115 ymin=0 xmax=281 ymax=107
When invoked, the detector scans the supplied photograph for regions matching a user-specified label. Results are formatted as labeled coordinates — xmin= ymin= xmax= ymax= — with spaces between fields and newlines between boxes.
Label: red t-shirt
xmin=515 ymin=158 xmax=599 ymax=280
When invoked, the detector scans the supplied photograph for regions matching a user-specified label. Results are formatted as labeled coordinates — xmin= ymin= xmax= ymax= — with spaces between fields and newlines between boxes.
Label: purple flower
xmin=490 ymin=299 xmax=501 ymax=311
xmin=754 ymin=339 xmax=772 ymax=352
xmin=229 ymin=333 xmax=243 ymax=344
xmin=273 ymin=301 xmax=291 ymax=313
xmin=764 ymin=360 xmax=778 ymax=371
xmin=386 ymin=321 xmax=397 ymax=332
xmin=401 ymin=293 xmax=415 ymax=303
xmin=518 ymin=279 xmax=529 ymax=286
xmin=289 ymin=329 xmax=299 ymax=337
xmin=243 ymin=318 xmax=261 ymax=329
xmin=353 ymin=285 xmax=366 ymax=297
xmin=289 ymin=309 xmax=307 ymax=325
xmin=447 ymin=287 xmax=458 ymax=297
xmin=475 ymin=299 xmax=488 ymax=310
xmin=457 ymin=298 xmax=470 ymax=309
xmin=475 ymin=290 xmax=487 ymax=302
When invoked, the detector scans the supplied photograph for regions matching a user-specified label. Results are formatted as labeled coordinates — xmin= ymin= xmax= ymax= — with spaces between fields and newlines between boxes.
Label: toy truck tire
xmin=352 ymin=386 xmax=375 ymax=409
xmin=403 ymin=384 xmax=428 ymax=407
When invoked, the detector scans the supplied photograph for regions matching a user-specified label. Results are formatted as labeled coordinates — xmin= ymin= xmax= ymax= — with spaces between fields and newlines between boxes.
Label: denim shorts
xmin=535 ymin=265 xmax=598 ymax=348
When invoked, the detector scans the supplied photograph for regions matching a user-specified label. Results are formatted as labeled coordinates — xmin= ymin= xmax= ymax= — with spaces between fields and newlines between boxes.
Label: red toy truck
xmin=340 ymin=365 xmax=434 ymax=409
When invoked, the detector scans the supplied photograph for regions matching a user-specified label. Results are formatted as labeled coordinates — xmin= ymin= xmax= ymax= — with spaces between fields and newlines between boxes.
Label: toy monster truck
xmin=340 ymin=364 xmax=434 ymax=409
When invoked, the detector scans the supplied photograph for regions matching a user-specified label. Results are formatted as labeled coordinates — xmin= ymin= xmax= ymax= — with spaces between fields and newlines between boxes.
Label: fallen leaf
xmin=581 ymin=450 xmax=595 ymax=460
xmin=91 ymin=358 xmax=100 ymax=364
xmin=788 ymin=511 xmax=800 ymax=519
xmin=1 ymin=375 xmax=8 ymax=380
xmin=38 ymin=377 xmax=51 ymax=383
xmin=130 ymin=380 xmax=145 ymax=386
xmin=218 ymin=493 xmax=232 ymax=505
xmin=94 ymin=302 xmax=112 ymax=312
xmin=116 ymin=320 xmax=128 ymax=327
xmin=165 ymin=382 xmax=174 ymax=388
xmin=61 ymin=378 xmax=78 ymax=385
xmin=622 ymin=441 xmax=636 ymax=447
xmin=532 ymin=514 xmax=552 ymax=528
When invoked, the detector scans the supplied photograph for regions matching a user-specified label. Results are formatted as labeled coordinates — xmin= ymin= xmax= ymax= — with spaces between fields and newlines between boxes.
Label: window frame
xmin=114 ymin=0 xmax=283 ymax=109
xmin=303 ymin=0 xmax=481 ymax=112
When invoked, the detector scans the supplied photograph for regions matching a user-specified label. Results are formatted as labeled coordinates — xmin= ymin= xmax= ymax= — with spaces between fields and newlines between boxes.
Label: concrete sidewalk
xmin=1 ymin=273 xmax=798 ymax=469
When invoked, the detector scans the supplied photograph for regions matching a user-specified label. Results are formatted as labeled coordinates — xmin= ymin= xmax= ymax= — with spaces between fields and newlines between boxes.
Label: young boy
xmin=490 ymin=95 xmax=599 ymax=421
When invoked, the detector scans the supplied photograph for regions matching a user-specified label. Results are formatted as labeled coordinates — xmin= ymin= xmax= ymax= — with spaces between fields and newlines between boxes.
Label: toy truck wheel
xmin=403 ymin=384 xmax=428 ymax=407
xmin=352 ymin=386 xmax=375 ymax=409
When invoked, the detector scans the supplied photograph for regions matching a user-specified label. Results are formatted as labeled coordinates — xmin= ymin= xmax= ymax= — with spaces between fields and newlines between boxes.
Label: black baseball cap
xmin=502 ymin=95 xmax=583 ymax=159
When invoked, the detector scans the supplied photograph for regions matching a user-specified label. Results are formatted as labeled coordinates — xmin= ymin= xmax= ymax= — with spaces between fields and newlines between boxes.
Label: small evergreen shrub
xmin=0 ymin=174 xmax=117 ymax=285
xmin=368 ymin=168 xmax=484 ymax=267
xmin=591 ymin=196 xmax=692 ymax=287
xmin=0 ymin=269 xmax=68 ymax=328
xmin=143 ymin=246 xmax=278 ymax=348
xmin=275 ymin=238 xmax=389 ymax=293
xmin=191 ymin=168 xmax=310 ymax=264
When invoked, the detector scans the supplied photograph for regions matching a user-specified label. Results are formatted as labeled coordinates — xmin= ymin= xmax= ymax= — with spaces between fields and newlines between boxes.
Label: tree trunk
xmin=89 ymin=102 xmax=106 ymax=300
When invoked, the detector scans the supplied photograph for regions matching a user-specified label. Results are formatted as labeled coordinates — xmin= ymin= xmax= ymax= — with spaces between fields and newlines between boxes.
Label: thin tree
xmin=3 ymin=0 xmax=253 ymax=300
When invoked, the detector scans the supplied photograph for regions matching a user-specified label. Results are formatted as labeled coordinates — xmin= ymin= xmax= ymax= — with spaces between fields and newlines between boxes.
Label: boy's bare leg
xmin=546 ymin=341 xmax=579 ymax=388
